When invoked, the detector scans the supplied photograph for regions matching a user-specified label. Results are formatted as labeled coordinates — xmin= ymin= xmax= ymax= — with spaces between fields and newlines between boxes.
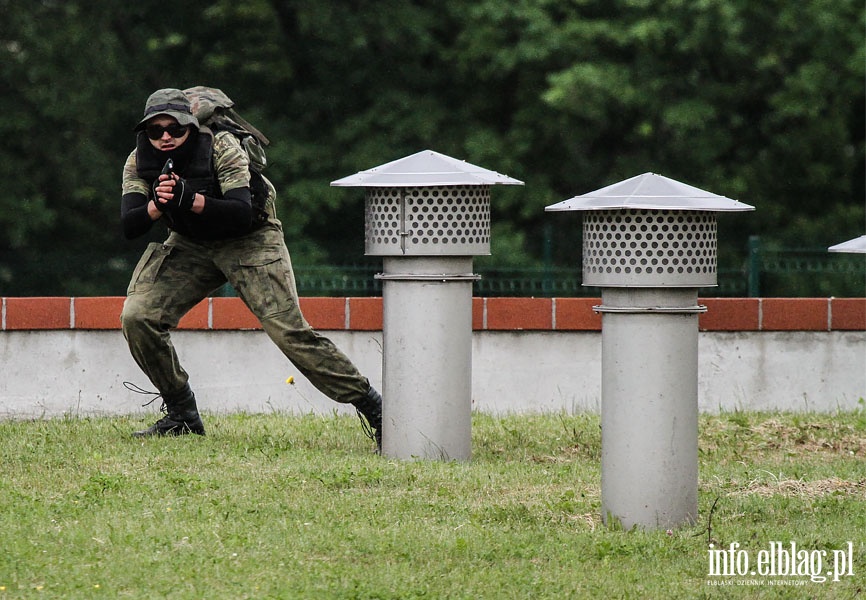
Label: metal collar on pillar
xmin=546 ymin=172 xmax=754 ymax=530
xmin=332 ymin=150 xmax=523 ymax=460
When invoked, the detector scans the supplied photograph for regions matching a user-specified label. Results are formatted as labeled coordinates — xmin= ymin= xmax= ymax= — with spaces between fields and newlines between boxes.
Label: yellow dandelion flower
xmin=285 ymin=376 xmax=295 ymax=385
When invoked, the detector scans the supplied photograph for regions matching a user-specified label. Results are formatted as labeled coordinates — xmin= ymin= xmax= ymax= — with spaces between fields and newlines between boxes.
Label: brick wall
xmin=2 ymin=297 xmax=864 ymax=332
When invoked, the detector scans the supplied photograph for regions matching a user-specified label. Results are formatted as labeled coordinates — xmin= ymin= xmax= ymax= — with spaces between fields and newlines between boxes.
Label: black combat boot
xmin=353 ymin=386 xmax=382 ymax=452
xmin=132 ymin=384 xmax=206 ymax=437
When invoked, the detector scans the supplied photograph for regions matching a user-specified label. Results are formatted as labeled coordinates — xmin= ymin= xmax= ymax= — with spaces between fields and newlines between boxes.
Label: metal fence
xmin=288 ymin=247 xmax=862 ymax=298
xmin=745 ymin=236 xmax=865 ymax=297
xmin=289 ymin=265 xmax=753 ymax=298
xmin=1 ymin=242 xmax=862 ymax=298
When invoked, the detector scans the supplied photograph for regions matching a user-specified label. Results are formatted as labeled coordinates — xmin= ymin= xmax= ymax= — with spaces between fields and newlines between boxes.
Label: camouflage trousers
xmin=121 ymin=224 xmax=370 ymax=404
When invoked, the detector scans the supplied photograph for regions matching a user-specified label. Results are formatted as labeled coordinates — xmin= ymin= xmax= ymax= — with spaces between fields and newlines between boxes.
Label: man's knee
xmin=121 ymin=295 xmax=158 ymax=335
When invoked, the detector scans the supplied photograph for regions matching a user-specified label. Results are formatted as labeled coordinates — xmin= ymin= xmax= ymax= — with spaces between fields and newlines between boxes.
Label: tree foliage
xmin=0 ymin=0 xmax=862 ymax=294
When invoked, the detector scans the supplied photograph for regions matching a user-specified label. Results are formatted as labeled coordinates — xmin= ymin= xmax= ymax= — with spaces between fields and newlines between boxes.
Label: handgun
xmin=160 ymin=158 xmax=174 ymax=177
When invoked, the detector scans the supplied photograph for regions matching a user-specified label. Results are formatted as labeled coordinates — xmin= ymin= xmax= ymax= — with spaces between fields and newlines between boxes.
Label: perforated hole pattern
xmin=366 ymin=188 xmax=402 ymax=247
xmin=365 ymin=186 xmax=491 ymax=255
xmin=583 ymin=209 xmax=717 ymax=285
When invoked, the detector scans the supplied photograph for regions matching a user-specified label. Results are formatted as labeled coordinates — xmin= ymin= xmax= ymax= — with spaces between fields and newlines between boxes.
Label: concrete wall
xmin=1 ymin=297 xmax=864 ymax=418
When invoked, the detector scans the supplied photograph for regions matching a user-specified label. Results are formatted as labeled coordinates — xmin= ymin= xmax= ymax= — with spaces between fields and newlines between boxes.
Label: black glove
xmin=151 ymin=177 xmax=165 ymax=209
xmin=169 ymin=177 xmax=196 ymax=211
xmin=153 ymin=176 xmax=196 ymax=212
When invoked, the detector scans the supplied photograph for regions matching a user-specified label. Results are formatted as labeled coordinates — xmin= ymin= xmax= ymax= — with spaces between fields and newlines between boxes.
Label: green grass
xmin=0 ymin=410 xmax=863 ymax=599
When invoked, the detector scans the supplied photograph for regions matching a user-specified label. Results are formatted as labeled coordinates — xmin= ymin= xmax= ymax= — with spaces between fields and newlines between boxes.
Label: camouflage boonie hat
xmin=134 ymin=88 xmax=200 ymax=131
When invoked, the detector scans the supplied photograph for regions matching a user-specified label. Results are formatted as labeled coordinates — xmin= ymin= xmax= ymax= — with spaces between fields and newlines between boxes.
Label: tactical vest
xmin=134 ymin=129 xmax=219 ymax=199
xmin=135 ymin=127 xmax=271 ymax=227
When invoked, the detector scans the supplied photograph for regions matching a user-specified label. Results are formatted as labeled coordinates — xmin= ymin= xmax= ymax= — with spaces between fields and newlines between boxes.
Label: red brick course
xmin=699 ymin=298 xmax=760 ymax=331
xmin=300 ymin=297 xmax=347 ymax=330
xmin=486 ymin=298 xmax=553 ymax=330
xmin=176 ymin=299 xmax=210 ymax=330
xmin=5 ymin=297 xmax=71 ymax=330
xmin=73 ymin=296 xmax=125 ymax=329
xmin=554 ymin=298 xmax=603 ymax=331
xmin=1 ymin=297 xmax=863 ymax=332
xmin=761 ymin=298 xmax=829 ymax=331
xmin=211 ymin=298 xmax=260 ymax=330
xmin=831 ymin=298 xmax=866 ymax=330
xmin=347 ymin=297 xmax=383 ymax=331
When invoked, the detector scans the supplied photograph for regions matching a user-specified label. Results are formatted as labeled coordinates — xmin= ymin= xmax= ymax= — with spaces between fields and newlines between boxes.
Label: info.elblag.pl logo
xmin=707 ymin=541 xmax=855 ymax=585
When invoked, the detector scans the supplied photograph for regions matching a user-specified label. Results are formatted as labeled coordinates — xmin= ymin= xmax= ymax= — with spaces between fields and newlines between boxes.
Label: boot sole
xmin=132 ymin=425 xmax=206 ymax=437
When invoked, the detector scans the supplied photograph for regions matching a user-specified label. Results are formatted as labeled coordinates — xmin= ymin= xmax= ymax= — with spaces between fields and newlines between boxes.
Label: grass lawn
xmin=0 ymin=409 xmax=863 ymax=599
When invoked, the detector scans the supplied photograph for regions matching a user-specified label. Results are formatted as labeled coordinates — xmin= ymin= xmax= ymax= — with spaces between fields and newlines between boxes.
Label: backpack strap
xmin=223 ymin=108 xmax=270 ymax=146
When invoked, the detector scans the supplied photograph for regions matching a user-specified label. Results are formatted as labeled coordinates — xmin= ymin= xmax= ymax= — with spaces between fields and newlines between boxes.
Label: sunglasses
xmin=145 ymin=123 xmax=189 ymax=140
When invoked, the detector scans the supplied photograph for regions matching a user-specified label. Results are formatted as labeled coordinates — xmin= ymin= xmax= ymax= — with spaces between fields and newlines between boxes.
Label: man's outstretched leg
xmin=222 ymin=227 xmax=384 ymax=451
xmin=121 ymin=239 xmax=224 ymax=437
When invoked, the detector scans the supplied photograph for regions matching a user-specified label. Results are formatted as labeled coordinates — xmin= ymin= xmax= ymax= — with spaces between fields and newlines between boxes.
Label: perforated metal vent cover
xmin=582 ymin=210 xmax=718 ymax=287
xmin=365 ymin=186 xmax=491 ymax=256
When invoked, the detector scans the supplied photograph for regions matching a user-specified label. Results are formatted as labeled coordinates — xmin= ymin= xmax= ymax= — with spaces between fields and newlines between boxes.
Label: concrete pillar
xmin=546 ymin=172 xmax=754 ymax=528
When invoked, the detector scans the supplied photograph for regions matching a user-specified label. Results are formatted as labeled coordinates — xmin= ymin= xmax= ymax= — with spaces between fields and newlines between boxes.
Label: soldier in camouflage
xmin=120 ymin=88 xmax=382 ymax=450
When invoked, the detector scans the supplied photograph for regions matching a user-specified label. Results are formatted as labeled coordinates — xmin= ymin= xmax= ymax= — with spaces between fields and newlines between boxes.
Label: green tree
xmin=0 ymin=0 xmax=861 ymax=295
xmin=449 ymin=0 xmax=864 ymax=267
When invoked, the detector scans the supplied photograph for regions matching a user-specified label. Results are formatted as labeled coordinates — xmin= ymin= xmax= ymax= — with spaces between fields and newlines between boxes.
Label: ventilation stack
xmin=333 ymin=150 xmax=523 ymax=460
